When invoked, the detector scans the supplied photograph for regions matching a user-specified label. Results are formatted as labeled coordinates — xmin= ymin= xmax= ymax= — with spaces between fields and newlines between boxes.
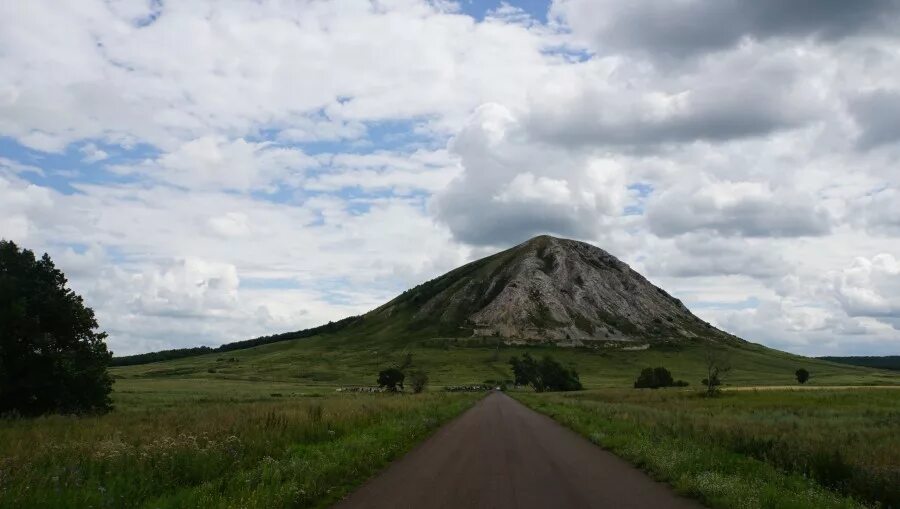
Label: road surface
xmin=334 ymin=391 xmax=704 ymax=509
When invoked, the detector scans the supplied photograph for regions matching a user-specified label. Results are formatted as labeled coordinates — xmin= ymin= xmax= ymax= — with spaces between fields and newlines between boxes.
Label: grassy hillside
xmin=112 ymin=326 xmax=900 ymax=390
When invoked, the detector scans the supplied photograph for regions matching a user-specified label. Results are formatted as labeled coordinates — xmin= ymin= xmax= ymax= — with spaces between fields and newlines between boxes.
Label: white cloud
xmin=79 ymin=143 xmax=109 ymax=163
xmin=2 ymin=0 xmax=900 ymax=357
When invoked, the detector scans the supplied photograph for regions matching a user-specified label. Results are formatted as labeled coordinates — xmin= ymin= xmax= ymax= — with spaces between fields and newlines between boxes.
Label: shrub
xmin=409 ymin=370 xmax=429 ymax=393
xmin=796 ymin=368 xmax=810 ymax=384
xmin=633 ymin=367 xmax=686 ymax=389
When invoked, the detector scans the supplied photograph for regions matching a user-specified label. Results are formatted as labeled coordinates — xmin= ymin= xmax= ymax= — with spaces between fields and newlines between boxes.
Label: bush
xmin=634 ymin=367 xmax=688 ymax=388
xmin=377 ymin=368 xmax=405 ymax=392
xmin=508 ymin=353 xmax=582 ymax=392
xmin=0 ymin=240 xmax=112 ymax=415
xmin=796 ymin=368 xmax=810 ymax=384
xmin=409 ymin=370 xmax=429 ymax=393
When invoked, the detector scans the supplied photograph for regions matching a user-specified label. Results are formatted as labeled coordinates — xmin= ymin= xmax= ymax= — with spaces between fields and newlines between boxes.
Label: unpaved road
xmin=334 ymin=392 xmax=704 ymax=509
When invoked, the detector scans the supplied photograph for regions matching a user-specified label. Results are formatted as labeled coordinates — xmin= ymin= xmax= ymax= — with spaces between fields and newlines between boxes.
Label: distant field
xmin=516 ymin=388 xmax=900 ymax=509
xmin=0 ymin=385 xmax=479 ymax=508
xmin=111 ymin=331 xmax=900 ymax=390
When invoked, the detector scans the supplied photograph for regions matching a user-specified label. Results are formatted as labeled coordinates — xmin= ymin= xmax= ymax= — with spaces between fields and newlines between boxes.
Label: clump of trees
xmin=633 ymin=367 xmax=688 ymax=389
xmin=508 ymin=353 xmax=582 ymax=392
xmin=0 ymin=240 xmax=113 ymax=415
xmin=795 ymin=368 xmax=810 ymax=384
xmin=376 ymin=353 xmax=429 ymax=393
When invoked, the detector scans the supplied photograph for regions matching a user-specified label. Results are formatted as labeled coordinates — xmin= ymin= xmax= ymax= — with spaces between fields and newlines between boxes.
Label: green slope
xmin=112 ymin=328 xmax=900 ymax=390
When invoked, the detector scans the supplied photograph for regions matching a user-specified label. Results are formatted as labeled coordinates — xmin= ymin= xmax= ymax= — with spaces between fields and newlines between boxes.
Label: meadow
xmin=0 ymin=381 xmax=479 ymax=509
xmin=111 ymin=331 xmax=900 ymax=390
xmin=515 ymin=388 xmax=900 ymax=509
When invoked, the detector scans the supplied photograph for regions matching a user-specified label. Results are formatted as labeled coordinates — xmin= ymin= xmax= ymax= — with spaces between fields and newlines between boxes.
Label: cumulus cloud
xmin=433 ymin=103 xmax=628 ymax=246
xmin=3 ymin=0 xmax=900 ymax=357
xmin=830 ymin=254 xmax=900 ymax=324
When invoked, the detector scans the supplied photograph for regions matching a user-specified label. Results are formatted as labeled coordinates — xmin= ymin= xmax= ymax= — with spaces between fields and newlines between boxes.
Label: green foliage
xmin=796 ymin=368 xmax=810 ymax=384
xmin=508 ymin=353 xmax=582 ymax=392
xmin=517 ymin=388 xmax=900 ymax=509
xmin=377 ymin=368 xmax=405 ymax=392
xmin=408 ymin=370 xmax=429 ymax=393
xmin=633 ymin=367 xmax=688 ymax=388
xmin=0 ymin=240 xmax=112 ymax=415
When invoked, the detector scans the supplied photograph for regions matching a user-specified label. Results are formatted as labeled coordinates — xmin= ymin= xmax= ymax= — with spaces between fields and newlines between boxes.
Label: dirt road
xmin=333 ymin=391 xmax=704 ymax=509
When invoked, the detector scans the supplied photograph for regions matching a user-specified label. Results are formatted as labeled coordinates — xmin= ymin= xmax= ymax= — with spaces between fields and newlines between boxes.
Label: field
xmin=515 ymin=388 xmax=900 ymax=509
xmin=0 ymin=381 xmax=479 ymax=509
xmin=111 ymin=329 xmax=900 ymax=390
xmin=5 ymin=330 xmax=900 ymax=509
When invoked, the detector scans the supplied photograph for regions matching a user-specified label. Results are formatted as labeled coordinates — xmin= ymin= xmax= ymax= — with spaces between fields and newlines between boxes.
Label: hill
xmin=111 ymin=235 xmax=900 ymax=389
xmin=819 ymin=356 xmax=900 ymax=371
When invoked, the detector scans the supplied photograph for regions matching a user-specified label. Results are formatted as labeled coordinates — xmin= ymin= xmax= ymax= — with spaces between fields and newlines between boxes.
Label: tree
xmin=509 ymin=353 xmax=540 ymax=389
xmin=508 ymin=353 xmax=581 ymax=392
xmin=795 ymin=368 xmax=810 ymax=384
xmin=702 ymin=349 xmax=731 ymax=396
xmin=377 ymin=368 xmax=405 ymax=392
xmin=634 ymin=367 xmax=679 ymax=389
xmin=408 ymin=370 xmax=429 ymax=393
xmin=0 ymin=240 xmax=113 ymax=415
xmin=538 ymin=356 xmax=583 ymax=391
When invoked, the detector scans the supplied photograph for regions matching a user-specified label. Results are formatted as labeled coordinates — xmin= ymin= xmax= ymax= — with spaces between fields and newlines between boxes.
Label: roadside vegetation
xmin=0 ymin=388 xmax=478 ymax=508
xmin=515 ymin=388 xmax=900 ymax=509
xmin=509 ymin=353 xmax=582 ymax=391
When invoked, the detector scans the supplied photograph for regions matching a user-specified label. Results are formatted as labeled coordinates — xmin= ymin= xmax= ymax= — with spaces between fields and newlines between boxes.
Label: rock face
xmin=369 ymin=235 xmax=730 ymax=345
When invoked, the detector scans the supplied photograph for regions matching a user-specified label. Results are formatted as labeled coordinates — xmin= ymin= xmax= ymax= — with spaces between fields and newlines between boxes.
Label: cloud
xmin=849 ymin=89 xmax=900 ymax=149
xmin=552 ymin=0 xmax=900 ymax=59
xmin=113 ymin=136 xmax=316 ymax=191
xmin=79 ymin=143 xmax=109 ymax=163
xmin=524 ymin=47 xmax=825 ymax=147
xmin=433 ymin=103 xmax=628 ymax=246
xmin=641 ymin=235 xmax=788 ymax=279
xmin=3 ymin=0 xmax=900 ymax=358
xmin=830 ymin=254 xmax=900 ymax=324
xmin=645 ymin=178 xmax=832 ymax=238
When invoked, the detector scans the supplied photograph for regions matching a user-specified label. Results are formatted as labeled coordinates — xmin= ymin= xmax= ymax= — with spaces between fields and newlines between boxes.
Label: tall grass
xmin=0 ymin=393 xmax=478 ymax=508
xmin=516 ymin=388 xmax=900 ymax=509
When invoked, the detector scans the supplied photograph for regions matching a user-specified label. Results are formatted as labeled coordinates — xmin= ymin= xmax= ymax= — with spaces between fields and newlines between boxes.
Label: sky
xmin=2 ymin=0 xmax=900 ymax=357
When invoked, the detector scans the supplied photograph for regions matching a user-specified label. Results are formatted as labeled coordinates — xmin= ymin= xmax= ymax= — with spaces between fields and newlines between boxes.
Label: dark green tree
xmin=377 ymin=367 xmax=405 ymax=392
xmin=508 ymin=353 xmax=581 ymax=392
xmin=0 ymin=240 xmax=113 ymax=415
xmin=509 ymin=353 xmax=539 ymax=388
xmin=795 ymin=368 xmax=810 ymax=384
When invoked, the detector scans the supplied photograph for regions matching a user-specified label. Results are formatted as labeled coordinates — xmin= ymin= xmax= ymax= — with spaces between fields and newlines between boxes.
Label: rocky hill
xmin=366 ymin=235 xmax=734 ymax=346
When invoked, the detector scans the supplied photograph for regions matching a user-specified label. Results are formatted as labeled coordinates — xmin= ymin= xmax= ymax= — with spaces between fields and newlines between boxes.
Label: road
xmin=333 ymin=391 xmax=704 ymax=509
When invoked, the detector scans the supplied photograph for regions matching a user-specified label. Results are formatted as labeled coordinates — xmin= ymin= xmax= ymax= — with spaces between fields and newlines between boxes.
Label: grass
xmin=0 ymin=383 xmax=480 ymax=508
xmin=111 ymin=331 xmax=900 ymax=390
xmin=514 ymin=388 xmax=900 ymax=509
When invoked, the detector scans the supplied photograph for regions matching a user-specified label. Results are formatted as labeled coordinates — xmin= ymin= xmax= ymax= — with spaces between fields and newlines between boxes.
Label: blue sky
xmin=2 ymin=0 xmax=900 ymax=356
